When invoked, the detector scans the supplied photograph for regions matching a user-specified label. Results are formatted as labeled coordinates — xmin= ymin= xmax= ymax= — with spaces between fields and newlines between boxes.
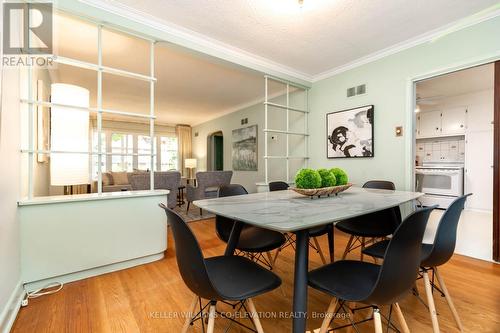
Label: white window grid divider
xmin=21 ymin=21 xmax=157 ymax=199
xmin=263 ymin=75 xmax=310 ymax=184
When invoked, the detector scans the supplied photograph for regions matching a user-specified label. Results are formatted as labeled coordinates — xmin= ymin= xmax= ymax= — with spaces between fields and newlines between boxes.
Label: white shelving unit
xmin=261 ymin=75 xmax=310 ymax=187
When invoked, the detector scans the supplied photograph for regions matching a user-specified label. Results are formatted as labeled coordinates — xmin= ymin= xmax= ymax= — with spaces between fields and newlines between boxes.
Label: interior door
xmin=466 ymin=131 xmax=493 ymax=210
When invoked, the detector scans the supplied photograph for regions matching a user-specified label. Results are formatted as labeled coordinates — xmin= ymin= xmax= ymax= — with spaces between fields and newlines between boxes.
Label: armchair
xmin=186 ymin=171 xmax=233 ymax=214
xmin=130 ymin=171 xmax=181 ymax=209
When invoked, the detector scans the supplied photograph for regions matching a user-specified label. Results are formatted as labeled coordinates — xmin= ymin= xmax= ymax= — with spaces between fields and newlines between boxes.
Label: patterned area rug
xmin=173 ymin=202 xmax=215 ymax=222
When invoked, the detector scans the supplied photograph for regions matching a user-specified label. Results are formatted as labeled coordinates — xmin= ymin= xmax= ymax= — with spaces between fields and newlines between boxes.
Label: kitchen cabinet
xmin=465 ymin=130 xmax=493 ymax=211
xmin=441 ymin=107 xmax=466 ymax=135
xmin=416 ymin=108 xmax=467 ymax=138
xmin=417 ymin=110 xmax=442 ymax=138
xmin=467 ymin=103 xmax=494 ymax=132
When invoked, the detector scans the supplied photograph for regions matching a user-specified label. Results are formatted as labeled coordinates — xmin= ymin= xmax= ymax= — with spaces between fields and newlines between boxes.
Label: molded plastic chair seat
xmin=363 ymin=240 xmax=433 ymax=262
xmin=160 ymin=204 xmax=281 ymax=332
xmin=335 ymin=216 xmax=396 ymax=237
xmin=309 ymin=225 xmax=331 ymax=237
xmin=268 ymin=181 xmax=289 ymax=192
xmin=362 ymin=195 xmax=471 ymax=333
xmin=216 ymin=184 xmax=286 ymax=269
xmin=309 ymin=206 xmax=435 ymax=333
xmin=236 ymin=226 xmax=287 ymax=253
xmin=335 ymin=180 xmax=401 ymax=261
xmin=205 ymin=255 xmax=281 ymax=301
xmin=309 ymin=260 xmax=380 ymax=302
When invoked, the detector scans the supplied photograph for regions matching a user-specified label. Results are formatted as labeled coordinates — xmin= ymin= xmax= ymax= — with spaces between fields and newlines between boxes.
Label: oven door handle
xmin=415 ymin=170 xmax=461 ymax=176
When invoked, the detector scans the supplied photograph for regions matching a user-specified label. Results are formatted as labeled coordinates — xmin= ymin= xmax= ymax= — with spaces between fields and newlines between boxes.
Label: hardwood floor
xmin=11 ymin=219 xmax=500 ymax=333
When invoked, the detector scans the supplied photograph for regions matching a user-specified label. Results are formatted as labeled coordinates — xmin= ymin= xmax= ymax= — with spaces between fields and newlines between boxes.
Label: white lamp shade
xmin=185 ymin=158 xmax=197 ymax=169
xmin=50 ymin=83 xmax=90 ymax=186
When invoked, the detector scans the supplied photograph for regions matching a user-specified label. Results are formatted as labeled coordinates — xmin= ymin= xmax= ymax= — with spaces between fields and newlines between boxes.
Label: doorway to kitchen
xmin=413 ymin=62 xmax=497 ymax=262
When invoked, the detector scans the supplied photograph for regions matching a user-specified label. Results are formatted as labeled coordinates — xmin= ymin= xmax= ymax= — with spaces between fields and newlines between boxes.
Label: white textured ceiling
xmin=416 ymin=64 xmax=494 ymax=100
xmin=106 ymin=0 xmax=499 ymax=76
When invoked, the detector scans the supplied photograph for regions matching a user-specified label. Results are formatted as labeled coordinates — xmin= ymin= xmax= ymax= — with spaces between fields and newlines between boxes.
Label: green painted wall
xmin=192 ymin=103 xmax=266 ymax=193
xmin=192 ymin=91 xmax=307 ymax=193
xmin=308 ymin=16 xmax=500 ymax=190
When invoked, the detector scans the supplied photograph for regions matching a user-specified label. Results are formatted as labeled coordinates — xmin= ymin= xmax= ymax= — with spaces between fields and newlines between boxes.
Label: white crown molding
xmin=312 ymin=4 xmax=500 ymax=82
xmin=76 ymin=0 xmax=313 ymax=84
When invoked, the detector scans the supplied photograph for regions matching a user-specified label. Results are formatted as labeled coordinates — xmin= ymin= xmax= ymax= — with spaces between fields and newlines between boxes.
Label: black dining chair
xmin=268 ymin=181 xmax=289 ymax=192
xmin=268 ymin=181 xmax=335 ymax=265
xmin=216 ymin=184 xmax=287 ymax=270
xmin=335 ymin=180 xmax=401 ymax=261
xmin=159 ymin=204 xmax=281 ymax=333
xmin=309 ymin=205 xmax=435 ymax=333
xmin=362 ymin=194 xmax=471 ymax=333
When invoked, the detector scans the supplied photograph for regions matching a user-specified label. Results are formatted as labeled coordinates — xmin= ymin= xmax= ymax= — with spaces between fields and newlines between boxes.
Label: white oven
xmin=415 ymin=162 xmax=464 ymax=208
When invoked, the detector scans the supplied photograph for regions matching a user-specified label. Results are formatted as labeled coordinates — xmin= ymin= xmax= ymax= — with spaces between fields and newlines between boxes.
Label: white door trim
xmin=404 ymin=51 xmax=500 ymax=191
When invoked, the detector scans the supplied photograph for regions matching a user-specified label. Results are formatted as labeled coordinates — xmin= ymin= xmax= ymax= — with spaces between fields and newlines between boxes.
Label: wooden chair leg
xmin=360 ymin=237 xmax=365 ymax=261
xmin=319 ymin=298 xmax=338 ymax=333
xmin=373 ymin=308 xmax=383 ymax=333
xmin=423 ymin=270 xmax=440 ymax=333
xmin=435 ymin=267 xmax=463 ymax=332
xmin=186 ymin=201 xmax=190 ymax=212
xmin=207 ymin=303 xmax=216 ymax=333
xmin=199 ymin=208 xmax=203 ymax=216
xmin=265 ymin=251 xmax=275 ymax=270
xmin=181 ymin=295 xmax=199 ymax=333
xmin=247 ymin=299 xmax=264 ymax=333
xmin=342 ymin=235 xmax=354 ymax=260
xmin=312 ymin=237 xmax=327 ymax=264
xmin=273 ymin=246 xmax=283 ymax=266
xmin=393 ymin=303 xmax=410 ymax=333
xmin=346 ymin=302 xmax=355 ymax=333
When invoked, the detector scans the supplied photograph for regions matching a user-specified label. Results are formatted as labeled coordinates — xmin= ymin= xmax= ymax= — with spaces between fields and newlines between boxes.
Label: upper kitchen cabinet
xmin=417 ymin=110 xmax=442 ymax=138
xmin=416 ymin=108 xmax=467 ymax=138
xmin=466 ymin=99 xmax=494 ymax=132
xmin=441 ymin=107 xmax=466 ymax=135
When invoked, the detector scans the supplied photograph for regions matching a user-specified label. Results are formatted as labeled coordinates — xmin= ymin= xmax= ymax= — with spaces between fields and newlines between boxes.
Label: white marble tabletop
xmin=194 ymin=187 xmax=424 ymax=232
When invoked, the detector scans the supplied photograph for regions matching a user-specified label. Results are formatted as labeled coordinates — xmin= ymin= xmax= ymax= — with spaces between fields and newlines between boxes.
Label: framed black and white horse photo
xmin=326 ymin=105 xmax=374 ymax=158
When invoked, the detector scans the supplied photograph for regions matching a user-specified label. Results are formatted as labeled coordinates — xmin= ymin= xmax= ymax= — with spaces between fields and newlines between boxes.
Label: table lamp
xmin=185 ymin=158 xmax=197 ymax=179
xmin=50 ymin=83 xmax=90 ymax=195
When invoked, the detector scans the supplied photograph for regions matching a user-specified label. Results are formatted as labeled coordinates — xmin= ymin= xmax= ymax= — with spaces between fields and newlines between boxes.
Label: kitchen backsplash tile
xmin=416 ymin=136 xmax=465 ymax=165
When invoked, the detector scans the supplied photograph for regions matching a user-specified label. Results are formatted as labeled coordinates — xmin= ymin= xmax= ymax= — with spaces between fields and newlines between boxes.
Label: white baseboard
xmin=24 ymin=252 xmax=164 ymax=292
xmin=0 ymin=282 xmax=25 ymax=333
xmin=0 ymin=253 xmax=164 ymax=332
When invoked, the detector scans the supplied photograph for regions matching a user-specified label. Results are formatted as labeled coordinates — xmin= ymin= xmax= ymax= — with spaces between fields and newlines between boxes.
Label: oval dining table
xmin=195 ymin=186 xmax=423 ymax=333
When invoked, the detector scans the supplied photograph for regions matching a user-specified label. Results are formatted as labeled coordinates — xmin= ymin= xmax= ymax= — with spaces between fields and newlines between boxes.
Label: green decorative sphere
xmin=295 ymin=168 xmax=322 ymax=189
xmin=317 ymin=168 xmax=337 ymax=187
xmin=330 ymin=168 xmax=349 ymax=185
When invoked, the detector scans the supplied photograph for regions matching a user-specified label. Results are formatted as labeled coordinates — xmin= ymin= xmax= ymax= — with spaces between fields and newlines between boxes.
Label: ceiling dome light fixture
xmin=298 ymin=0 xmax=304 ymax=7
